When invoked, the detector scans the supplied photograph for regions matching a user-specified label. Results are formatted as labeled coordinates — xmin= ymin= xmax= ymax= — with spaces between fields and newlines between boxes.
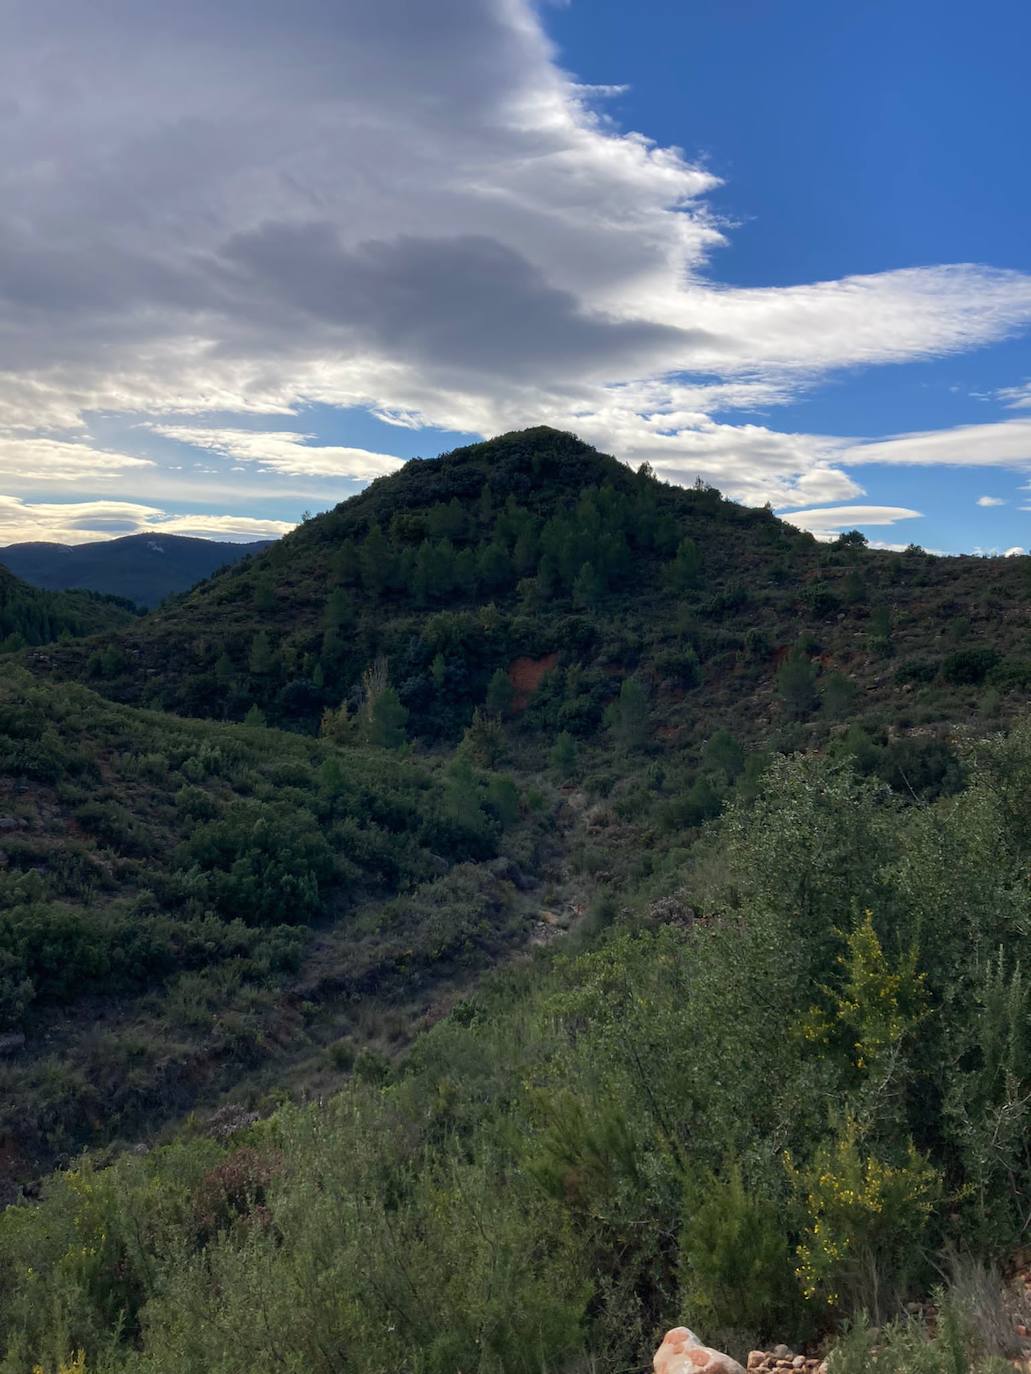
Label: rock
xmin=0 ymin=1031 xmax=25 ymax=1056
xmin=206 ymin=1103 xmax=260 ymax=1140
xmin=747 ymin=1355 xmax=765 ymax=1371
xmin=792 ymin=1360 xmax=806 ymax=1370
xmin=654 ymin=1327 xmax=746 ymax=1374
xmin=0 ymin=817 xmax=18 ymax=831
xmin=772 ymin=1348 xmax=792 ymax=1360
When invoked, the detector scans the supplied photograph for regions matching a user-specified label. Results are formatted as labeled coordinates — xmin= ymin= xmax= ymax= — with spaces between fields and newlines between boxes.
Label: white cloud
xmin=0 ymin=436 xmax=153 ymax=483
xmin=148 ymin=426 xmax=405 ymax=478
xmin=841 ymin=418 xmax=1031 ymax=469
xmin=998 ymin=380 xmax=1031 ymax=410
xmin=0 ymin=0 xmax=1028 ymax=529
xmin=779 ymin=504 xmax=922 ymax=541
xmin=0 ymin=496 xmax=291 ymax=545
xmin=1005 ymin=546 xmax=1027 ymax=556
xmin=977 ymin=495 xmax=1006 ymax=506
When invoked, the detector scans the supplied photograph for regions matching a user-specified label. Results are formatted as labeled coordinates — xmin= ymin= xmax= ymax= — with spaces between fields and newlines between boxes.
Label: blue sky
xmin=1 ymin=0 xmax=1029 ymax=551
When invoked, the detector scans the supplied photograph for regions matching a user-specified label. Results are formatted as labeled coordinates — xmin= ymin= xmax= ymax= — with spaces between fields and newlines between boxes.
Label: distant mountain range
xmin=0 ymin=532 xmax=274 ymax=608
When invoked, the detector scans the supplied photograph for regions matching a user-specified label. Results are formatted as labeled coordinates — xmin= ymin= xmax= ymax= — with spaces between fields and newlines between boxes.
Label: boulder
xmin=655 ymin=1327 xmax=746 ymax=1374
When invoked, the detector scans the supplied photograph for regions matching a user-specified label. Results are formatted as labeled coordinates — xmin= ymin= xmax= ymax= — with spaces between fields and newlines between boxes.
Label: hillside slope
xmin=0 ymin=668 xmax=560 ymax=1190
xmin=28 ymin=427 xmax=1031 ymax=764
xmin=0 ymin=533 xmax=272 ymax=608
xmin=0 ymin=564 xmax=135 ymax=651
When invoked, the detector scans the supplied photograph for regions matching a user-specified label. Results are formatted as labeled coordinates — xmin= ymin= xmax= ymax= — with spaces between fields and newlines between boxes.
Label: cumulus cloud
xmin=0 ymin=0 xmax=1030 ymax=526
xmin=779 ymin=504 xmax=922 ymax=541
xmin=0 ymin=496 xmax=291 ymax=546
xmin=977 ymin=495 xmax=1006 ymax=506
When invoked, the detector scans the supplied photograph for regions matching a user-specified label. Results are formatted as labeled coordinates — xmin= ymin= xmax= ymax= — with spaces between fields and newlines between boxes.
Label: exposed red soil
xmin=508 ymin=651 xmax=558 ymax=711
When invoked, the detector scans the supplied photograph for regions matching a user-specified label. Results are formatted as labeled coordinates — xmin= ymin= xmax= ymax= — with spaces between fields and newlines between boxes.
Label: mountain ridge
xmin=0 ymin=531 xmax=273 ymax=608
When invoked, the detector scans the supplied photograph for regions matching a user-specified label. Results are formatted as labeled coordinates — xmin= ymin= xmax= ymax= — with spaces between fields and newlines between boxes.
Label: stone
xmin=747 ymin=1355 xmax=766 ymax=1371
xmin=792 ymin=1359 xmax=806 ymax=1369
xmin=772 ymin=1347 xmax=791 ymax=1360
xmin=0 ymin=1031 xmax=25 ymax=1056
xmin=655 ymin=1328 xmax=746 ymax=1374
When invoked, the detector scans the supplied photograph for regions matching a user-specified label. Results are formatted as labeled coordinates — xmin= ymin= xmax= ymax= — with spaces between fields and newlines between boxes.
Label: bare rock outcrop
xmin=655 ymin=1327 xmax=746 ymax=1374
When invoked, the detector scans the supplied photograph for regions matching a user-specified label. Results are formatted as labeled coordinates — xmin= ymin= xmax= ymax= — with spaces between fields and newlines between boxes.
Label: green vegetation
xmin=31 ymin=429 xmax=1031 ymax=761
xmin=2 ymin=428 xmax=1031 ymax=1373
xmin=0 ymin=668 xmax=532 ymax=1177
xmin=2 ymin=724 xmax=1031 ymax=1371
xmin=0 ymin=566 xmax=135 ymax=652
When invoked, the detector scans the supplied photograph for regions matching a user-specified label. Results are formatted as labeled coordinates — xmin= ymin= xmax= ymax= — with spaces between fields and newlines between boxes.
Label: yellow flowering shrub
xmin=788 ymin=1115 xmax=941 ymax=1319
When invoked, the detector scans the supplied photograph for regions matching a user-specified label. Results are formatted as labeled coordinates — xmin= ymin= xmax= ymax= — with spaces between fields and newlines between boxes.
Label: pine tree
xmin=360 ymin=523 xmax=393 ymax=598
xmin=572 ymin=561 xmax=604 ymax=609
xmin=669 ymin=537 xmax=702 ymax=591
xmin=430 ymin=652 xmax=447 ymax=690
xmin=248 ymin=630 xmax=275 ymax=676
xmin=550 ymin=730 xmax=578 ymax=777
xmin=243 ymin=703 xmax=267 ymax=727
xmin=485 ymin=667 xmax=515 ymax=717
xmin=335 ymin=538 xmax=361 ymax=585
xmin=478 ymin=542 xmax=512 ymax=593
xmin=776 ymin=645 xmax=818 ymax=719
xmin=214 ymin=649 xmax=235 ymax=684
xmin=605 ymin=676 xmax=650 ymax=751
xmin=365 ymin=686 xmax=408 ymax=749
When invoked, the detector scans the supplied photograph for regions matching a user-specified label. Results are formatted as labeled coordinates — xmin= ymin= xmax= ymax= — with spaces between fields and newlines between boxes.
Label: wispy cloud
xmin=0 ymin=497 xmax=290 ymax=546
xmin=779 ymin=503 xmax=922 ymax=541
xmin=148 ymin=427 xmax=405 ymax=478
xmin=977 ymin=495 xmax=1006 ymax=506
xmin=997 ymin=380 xmax=1031 ymax=409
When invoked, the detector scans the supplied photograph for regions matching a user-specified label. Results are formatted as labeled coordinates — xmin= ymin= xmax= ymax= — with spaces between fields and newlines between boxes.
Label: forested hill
xmin=0 ymin=564 xmax=135 ymax=652
xmin=0 ymin=532 xmax=272 ymax=608
xmin=28 ymin=426 xmax=1031 ymax=760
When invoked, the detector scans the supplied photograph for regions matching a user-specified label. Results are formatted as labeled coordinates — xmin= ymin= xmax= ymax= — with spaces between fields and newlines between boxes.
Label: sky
xmin=1 ymin=0 xmax=1029 ymax=553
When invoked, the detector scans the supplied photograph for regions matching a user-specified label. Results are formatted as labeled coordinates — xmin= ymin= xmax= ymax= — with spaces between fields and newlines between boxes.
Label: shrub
xmin=942 ymin=648 xmax=1000 ymax=686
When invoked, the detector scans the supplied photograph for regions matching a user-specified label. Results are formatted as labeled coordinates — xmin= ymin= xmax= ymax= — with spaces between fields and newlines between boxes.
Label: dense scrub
xmin=0 ymin=670 xmax=530 ymax=1179
xmin=29 ymin=429 xmax=1031 ymax=759
xmin=3 ymin=720 xmax=1030 ymax=1373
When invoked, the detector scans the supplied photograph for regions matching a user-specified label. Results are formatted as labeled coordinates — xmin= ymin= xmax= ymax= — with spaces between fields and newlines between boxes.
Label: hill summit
xmin=27 ymin=425 xmax=1031 ymax=765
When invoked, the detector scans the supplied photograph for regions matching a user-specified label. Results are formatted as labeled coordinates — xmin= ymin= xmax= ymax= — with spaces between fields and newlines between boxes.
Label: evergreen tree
xmin=431 ymin=652 xmax=447 ymax=690
xmin=572 ymin=561 xmax=604 ymax=609
xmin=214 ymin=649 xmax=235 ymax=684
xmin=485 ymin=667 xmax=515 ymax=717
xmin=605 ymin=676 xmax=650 ymax=751
xmin=335 ymin=538 xmax=361 ymax=585
xmin=669 ymin=537 xmax=702 ymax=592
xmin=360 ymin=523 xmax=393 ymax=598
xmin=365 ymin=686 xmax=408 ymax=749
xmin=253 ymin=576 xmax=275 ymax=612
xmin=242 ymin=703 xmax=267 ymax=727
xmin=248 ymin=630 xmax=275 ymax=676
xmin=776 ymin=645 xmax=818 ymax=719
xmin=459 ymin=707 xmax=506 ymax=767
xmin=550 ymin=730 xmax=578 ymax=777
xmin=478 ymin=542 xmax=512 ymax=594
xmin=320 ymin=701 xmax=354 ymax=744
xmin=702 ymin=728 xmax=745 ymax=782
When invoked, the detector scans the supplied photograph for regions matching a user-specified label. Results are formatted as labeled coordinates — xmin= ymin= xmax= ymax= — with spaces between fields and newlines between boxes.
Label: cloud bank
xmin=1 ymin=0 xmax=1030 ymax=538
